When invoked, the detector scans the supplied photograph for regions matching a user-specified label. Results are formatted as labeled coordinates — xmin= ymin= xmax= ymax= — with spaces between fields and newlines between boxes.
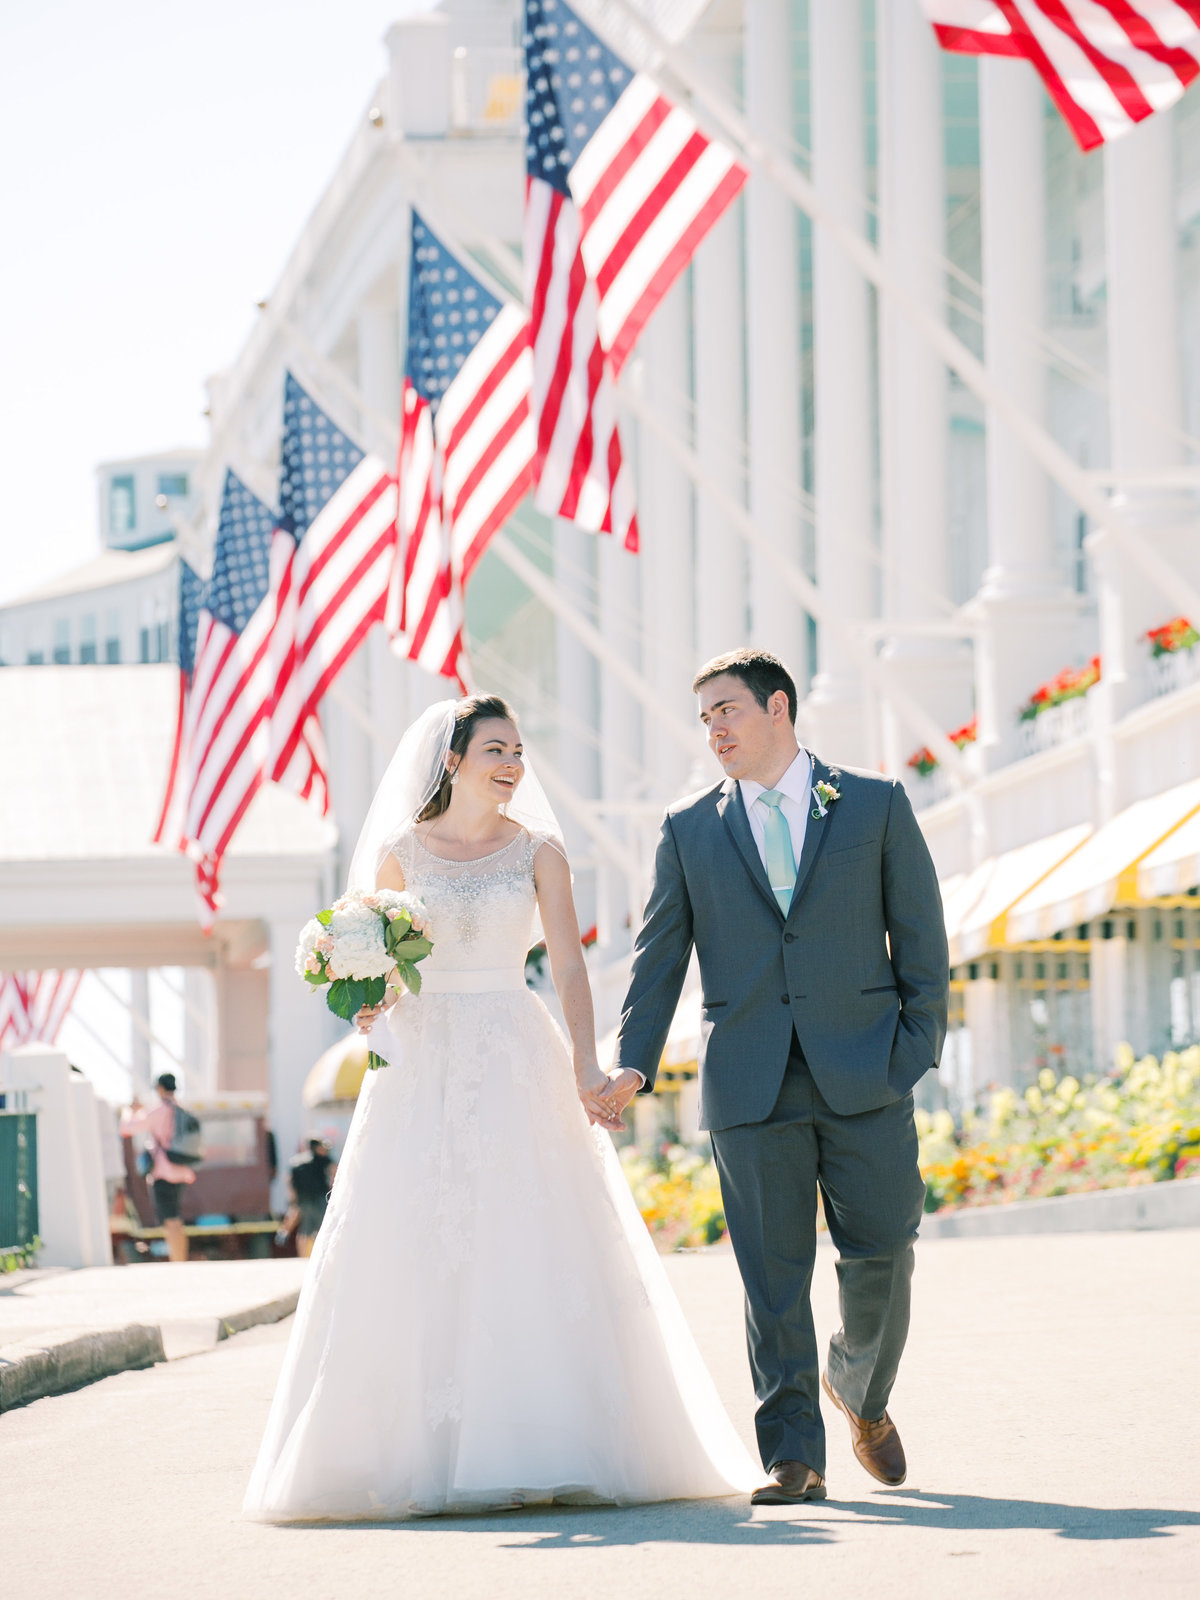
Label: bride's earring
xmin=450 ymin=772 xmax=459 ymax=786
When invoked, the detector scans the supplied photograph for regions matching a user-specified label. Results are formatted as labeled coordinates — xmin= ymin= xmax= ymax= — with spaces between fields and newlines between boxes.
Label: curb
xmin=0 ymin=1290 xmax=300 ymax=1413
xmin=919 ymin=1173 xmax=1200 ymax=1240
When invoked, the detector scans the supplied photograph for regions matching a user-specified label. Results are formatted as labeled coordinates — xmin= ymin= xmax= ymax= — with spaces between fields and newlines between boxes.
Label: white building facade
xmin=9 ymin=0 xmax=1200 ymax=1136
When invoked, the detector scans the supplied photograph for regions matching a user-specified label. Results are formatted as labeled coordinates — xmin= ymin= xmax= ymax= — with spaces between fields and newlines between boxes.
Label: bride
xmin=244 ymin=693 xmax=757 ymax=1520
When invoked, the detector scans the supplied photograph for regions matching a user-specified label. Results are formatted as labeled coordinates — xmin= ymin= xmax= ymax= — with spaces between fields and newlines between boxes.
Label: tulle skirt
xmin=243 ymin=986 xmax=757 ymax=1520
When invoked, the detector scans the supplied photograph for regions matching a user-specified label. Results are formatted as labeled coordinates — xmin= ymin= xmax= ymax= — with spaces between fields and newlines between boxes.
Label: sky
xmin=0 ymin=0 xmax=431 ymax=605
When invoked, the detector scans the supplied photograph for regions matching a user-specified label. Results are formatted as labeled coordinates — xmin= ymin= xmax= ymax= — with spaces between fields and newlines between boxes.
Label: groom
xmin=605 ymin=649 xmax=948 ymax=1503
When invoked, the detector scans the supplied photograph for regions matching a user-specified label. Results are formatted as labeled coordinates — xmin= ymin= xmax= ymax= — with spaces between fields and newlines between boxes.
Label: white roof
xmin=942 ymin=825 xmax=1092 ymax=965
xmin=1006 ymin=777 xmax=1200 ymax=943
xmin=0 ymin=665 xmax=335 ymax=863
xmin=1137 ymin=807 xmax=1200 ymax=898
xmin=2 ymin=542 xmax=177 ymax=608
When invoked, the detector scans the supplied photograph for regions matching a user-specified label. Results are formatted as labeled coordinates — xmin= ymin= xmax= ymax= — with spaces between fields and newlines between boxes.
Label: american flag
xmin=0 ymin=970 xmax=83 ymax=1053
xmin=523 ymin=0 xmax=746 ymax=545
xmin=388 ymin=211 xmax=535 ymax=684
xmin=159 ymin=470 xmax=326 ymax=924
xmin=265 ymin=374 xmax=397 ymax=786
xmin=152 ymin=555 xmax=206 ymax=849
xmin=923 ymin=1 xmax=1200 ymax=150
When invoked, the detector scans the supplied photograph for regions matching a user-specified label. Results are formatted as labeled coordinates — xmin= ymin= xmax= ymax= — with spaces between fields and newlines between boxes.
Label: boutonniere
xmin=812 ymin=780 xmax=841 ymax=820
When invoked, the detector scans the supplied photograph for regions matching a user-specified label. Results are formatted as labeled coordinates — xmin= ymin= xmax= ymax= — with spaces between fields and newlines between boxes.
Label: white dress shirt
xmin=739 ymin=748 xmax=813 ymax=882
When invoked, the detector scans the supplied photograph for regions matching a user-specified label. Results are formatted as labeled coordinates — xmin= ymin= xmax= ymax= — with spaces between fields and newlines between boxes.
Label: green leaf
xmin=302 ymin=970 xmax=327 ymax=987
xmin=362 ymin=975 xmax=388 ymax=1006
xmin=316 ymin=909 xmax=333 ymax=928
xmin=398 ymin=961 xmax=422 ymax=997
xmin=396 ymin=935 xmax=434 ymax=961
xmin=326 ymin=977 xmax=367 ymax=1020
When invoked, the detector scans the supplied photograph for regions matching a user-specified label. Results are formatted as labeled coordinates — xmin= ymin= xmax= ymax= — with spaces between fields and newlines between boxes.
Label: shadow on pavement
xmin=288 ymin=1490 xmax=1200 ymax=1546
xmin=826 ymin=1491 xmax=1200 ymax=1542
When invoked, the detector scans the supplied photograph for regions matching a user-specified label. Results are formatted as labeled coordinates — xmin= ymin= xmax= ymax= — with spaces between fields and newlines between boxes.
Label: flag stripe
xmin=926 ymin=0 xmax=1200 ymax=146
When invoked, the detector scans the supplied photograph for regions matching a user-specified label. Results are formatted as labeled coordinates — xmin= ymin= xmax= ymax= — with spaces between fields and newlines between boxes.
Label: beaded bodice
xmin=390 ymin=827 xmax=550 ymax=972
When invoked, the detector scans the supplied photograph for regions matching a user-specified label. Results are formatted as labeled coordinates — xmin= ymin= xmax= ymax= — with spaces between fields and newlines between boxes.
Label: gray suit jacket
xmin=613 ymin=753 xmax=949 ymax=1129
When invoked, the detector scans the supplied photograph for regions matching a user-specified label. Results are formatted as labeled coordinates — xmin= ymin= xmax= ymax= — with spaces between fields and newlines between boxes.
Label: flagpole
xmin=597 ymin=0 xmax=1200 ymax=625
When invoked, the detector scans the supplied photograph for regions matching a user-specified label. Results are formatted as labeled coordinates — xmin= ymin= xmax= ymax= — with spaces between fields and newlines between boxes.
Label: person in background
xmin=288 ymin=1138 xmax=336 ymax=1258
xmin=120 ymin=1073 xmax=195 ymax=1263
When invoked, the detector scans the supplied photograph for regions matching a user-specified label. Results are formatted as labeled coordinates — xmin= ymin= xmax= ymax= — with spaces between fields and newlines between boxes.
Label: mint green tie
xmin=758 ymin=789 xmax=796 ymax=914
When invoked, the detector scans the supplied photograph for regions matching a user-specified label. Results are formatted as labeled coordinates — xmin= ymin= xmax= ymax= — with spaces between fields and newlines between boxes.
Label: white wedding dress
xmin=244 ymin=827 xmax=757 ymax=1520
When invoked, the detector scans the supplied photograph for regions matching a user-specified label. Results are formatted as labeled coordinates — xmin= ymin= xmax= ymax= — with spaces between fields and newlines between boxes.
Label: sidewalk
xmin=0 ymin=1259 xmax=307 ymax=1410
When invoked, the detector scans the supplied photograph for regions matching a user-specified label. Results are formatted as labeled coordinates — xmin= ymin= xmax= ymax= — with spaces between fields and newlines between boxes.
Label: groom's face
xmin=698 ymin=674 xmax=791 ymax=782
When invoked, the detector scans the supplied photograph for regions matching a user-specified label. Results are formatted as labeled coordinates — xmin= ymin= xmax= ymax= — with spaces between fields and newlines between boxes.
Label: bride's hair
xmin=416 ymin=693 xmax=518 ymax=821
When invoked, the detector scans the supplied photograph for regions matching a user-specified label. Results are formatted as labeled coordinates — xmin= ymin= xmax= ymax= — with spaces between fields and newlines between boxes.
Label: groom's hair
xmin=418 ymin=693 xmax=518 ymax=821
xmin=692 ymin=649 xmax=798 ymax=725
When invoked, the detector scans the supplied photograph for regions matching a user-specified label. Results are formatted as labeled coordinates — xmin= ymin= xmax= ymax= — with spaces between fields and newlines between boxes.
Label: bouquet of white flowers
xmin=295 ymin=890 xmax=434 ymax=1069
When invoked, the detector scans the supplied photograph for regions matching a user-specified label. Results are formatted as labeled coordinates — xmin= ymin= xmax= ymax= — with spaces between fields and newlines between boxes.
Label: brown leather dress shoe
xmin=821 ymin=1371 xmax=907 ymax=1486
xmin=750 ymin=1461 xmax=827 ymax=1505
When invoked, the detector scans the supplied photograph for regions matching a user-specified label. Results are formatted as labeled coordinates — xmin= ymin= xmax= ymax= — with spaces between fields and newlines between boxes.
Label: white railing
xmin=910 ymin=765 xmax=955 ymax=812
xmin=1016 ymin=690 xmax=1095 ymax=759
xmin=1148 ymin=647 xmax=1200 ymax=700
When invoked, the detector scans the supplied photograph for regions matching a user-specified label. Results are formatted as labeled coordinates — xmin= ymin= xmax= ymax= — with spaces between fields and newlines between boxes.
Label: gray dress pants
xmin=710 ymin=1037 xmax=926 ymax=1475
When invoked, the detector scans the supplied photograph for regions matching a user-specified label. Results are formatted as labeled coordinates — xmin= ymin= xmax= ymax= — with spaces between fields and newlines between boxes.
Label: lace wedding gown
xmin=244 ymin=827 xmax=757 ymax=1520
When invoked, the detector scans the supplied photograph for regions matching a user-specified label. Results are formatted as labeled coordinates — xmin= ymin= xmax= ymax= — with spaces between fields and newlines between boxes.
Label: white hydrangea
xmin=294 ymin=890 xmax=434 ymax=988
xmin=294 ymin=916 xmax=330 ymax=979
xmin=324 ymin=899 xmax=391 ymax=980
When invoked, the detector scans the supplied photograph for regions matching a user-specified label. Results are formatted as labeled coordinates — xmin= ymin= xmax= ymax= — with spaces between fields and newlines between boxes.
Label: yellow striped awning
xmin=1137 ymin=806 xmax=1200 ymax=898
xmin=1006 ymin=777 xmax=1200 ymax=943
xmin=942 ymin=824 xmax=1092 ymax=965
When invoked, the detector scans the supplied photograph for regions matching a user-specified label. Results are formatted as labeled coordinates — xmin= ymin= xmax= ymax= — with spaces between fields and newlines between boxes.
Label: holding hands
xmin=576 ymin=1059 xmax=642 ymax=1131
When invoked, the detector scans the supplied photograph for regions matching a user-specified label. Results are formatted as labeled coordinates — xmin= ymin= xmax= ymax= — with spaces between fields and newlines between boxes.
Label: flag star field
xmin=406 ymin=213 xmax=501 ymax=411
xmin=205 ymin=470 xmax=276 ymax=634
xmin=524 ymin=0 xmax=632 ymax=189
xmin=278 ymin=373 xmax=365 ymax=541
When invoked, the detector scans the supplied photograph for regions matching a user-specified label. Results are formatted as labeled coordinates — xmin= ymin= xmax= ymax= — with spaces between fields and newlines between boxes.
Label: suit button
xmin=784 ymin=933 xmax=795 ymax=944
xmin=781 ymin=994 xmax=789 ymax=1004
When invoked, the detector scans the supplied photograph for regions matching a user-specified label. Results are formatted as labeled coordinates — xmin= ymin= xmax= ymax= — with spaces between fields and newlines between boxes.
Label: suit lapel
xmin=717 ymin=778 xmax=784 ymax=922
xmin=786 ymin=751 xmax=839 ymax=921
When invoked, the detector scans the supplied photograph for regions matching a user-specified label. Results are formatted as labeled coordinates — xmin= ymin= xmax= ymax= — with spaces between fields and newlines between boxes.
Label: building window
xmin=79 ymin=614 xmax=97 ymax=664
xmin=104 ymin=637 xmax=120 ymax=664
xmin=139 ymin=626 xmax=151 ymax=663
xmin=157 ymin=472 xmax=189 ymax=499
xmin=109 ymin=475 xmax=136 ymax=536
xmin=104 ymin=608 xmax=120 ymax=663
xmin=52 ymin=618 xmax=70 ymax=664
xmin=26 ymin=650 xmax=44 ymax=665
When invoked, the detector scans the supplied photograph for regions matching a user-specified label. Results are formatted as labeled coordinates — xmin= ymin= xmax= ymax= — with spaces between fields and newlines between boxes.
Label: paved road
xmin=3 ymin=1232 xmax=1198 ymax=1600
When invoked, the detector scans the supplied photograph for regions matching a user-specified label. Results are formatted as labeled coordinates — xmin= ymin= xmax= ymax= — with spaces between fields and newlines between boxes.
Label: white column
xmin=691 ymin=15 xmax=747 ymax=666
xmin=876 ymin=0 xmax=969 ymax=773
xmin=972 ymin=58 xmax=1078 ymax=773
xmin=183 ymin=967 xmax=217 ymax=1097
xmin=596 ymin=537 xmax=643 ymax=956
xmin=128 ymin=969 xmax=152 ymax=1094
xmin=803 ymin=0 xmax=874 ymax=765
xmin=744 ymin=0 xmax=805 ymax=674
xmin=636 ymin=278 xmax=697 ymax=798
xmin=267 ymin=919 xmax=317 ymax=1210
xmin=553 ymin=518 xmax=600 ymax=933
xmin=355 ymin=294 xmax=415 ymax=789
xmin=1102 ymin=110 xmax=1196 ymax=723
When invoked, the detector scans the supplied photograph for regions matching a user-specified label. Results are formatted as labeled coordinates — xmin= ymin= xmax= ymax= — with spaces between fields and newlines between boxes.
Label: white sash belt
xmin=419 ymin=968 xmax=528 ymax=994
